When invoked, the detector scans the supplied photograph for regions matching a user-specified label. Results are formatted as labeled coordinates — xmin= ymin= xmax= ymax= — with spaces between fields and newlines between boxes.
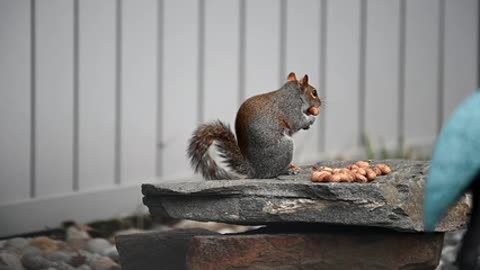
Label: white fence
xmin=0 ymin=0 xmax=478 ymax=237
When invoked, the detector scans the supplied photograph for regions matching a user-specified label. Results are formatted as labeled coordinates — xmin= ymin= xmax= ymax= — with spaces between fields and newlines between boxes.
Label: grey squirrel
xmin=187 ymin=72 xmax=322 ymax=179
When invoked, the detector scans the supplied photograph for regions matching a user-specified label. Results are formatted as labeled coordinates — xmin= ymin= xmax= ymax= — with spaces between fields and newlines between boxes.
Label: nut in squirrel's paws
xmin=307 ymin=106 xmax=320 ymax=116
xmin=288 ymin=164 xmax=302 ymax=175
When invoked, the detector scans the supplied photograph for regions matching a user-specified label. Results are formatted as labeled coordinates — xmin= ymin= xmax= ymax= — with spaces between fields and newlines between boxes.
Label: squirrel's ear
xmin=301 ymin=74 xmax=309 ymax=87
xmin=287 ymin=72 xmax=297 ymax=82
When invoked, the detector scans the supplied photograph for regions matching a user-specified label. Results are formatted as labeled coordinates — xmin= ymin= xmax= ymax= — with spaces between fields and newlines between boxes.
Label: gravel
xmin=0 ymin=230 xmax=120 ymax=270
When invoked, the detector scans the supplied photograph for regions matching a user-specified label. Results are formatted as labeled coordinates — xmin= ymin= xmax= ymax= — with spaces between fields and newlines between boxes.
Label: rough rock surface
xmin=143 ymin=160 xmax=470 ymax=232
xmin=116 ymin=229 xmax=217 ymax=270
xmin=186 ymin=229 xmax=444 ymax=270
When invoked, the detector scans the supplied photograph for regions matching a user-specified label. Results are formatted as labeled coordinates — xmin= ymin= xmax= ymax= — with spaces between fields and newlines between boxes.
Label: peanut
xmin=322 ymin=166 xmax=333 ymax=172
xmin=343 ymin=171 xmax=355 ymax=182
xmin=377 ymin=164 xmax=392 ymax=175
xmin=355 ymin=173 xmax=368 ymax=183
xmin=311 ymin=171 xmax=332 ymax=182
xmin=331 ymin=174 xmax=342 ymax=182
xmin=373 ymin=166 xmax=382 ymax=176
xmin=365 ymin=168 xmax=377 ymax=181
xmin=308 ymin=106 xmax=320 ymax=116
xmin=355 ymin=160 xmax=370 ymax=168
xmin=357 ymin=167 xmax=367 ymax=176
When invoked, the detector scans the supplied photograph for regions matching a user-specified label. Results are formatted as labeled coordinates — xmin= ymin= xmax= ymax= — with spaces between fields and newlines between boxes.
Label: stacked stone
xmin=138 ymin=160 xmax=471 ymax=270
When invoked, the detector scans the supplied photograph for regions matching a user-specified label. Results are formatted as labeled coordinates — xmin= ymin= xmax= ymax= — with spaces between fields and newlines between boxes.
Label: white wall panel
xmin=364 ymin=0 xmax=400 ymax=149
xmin=245 ymin=0 xmax=281 ymax=98
xmin=443 ymin=0 xmax=477 ymax=124
xmin=324 ymin=0 xmax=361 ymax=153
xmin=204 ymin=0 xmax=240 ymax=125
xmin=404 ymin=0 xmax=439 ymax=146
xmin=121 ymin=0 xmax=157 ymax=184
xmin=36 ymin=0 xmax=74 ymax=197
xmin=0 ymin=0 xmax=31 ymax=203
xmin=162 ymin=0 xmax=199 ymax=178
xmin=78 ymin=0 xmax=116 ymax=190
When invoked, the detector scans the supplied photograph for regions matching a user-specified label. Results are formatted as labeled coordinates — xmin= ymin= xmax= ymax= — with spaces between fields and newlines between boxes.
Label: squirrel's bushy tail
xmin=187 ymin=120 xmax=249 ymax=180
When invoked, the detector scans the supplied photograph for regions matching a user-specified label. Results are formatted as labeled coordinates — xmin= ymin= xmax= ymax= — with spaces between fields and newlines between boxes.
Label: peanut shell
xmin=365 ymin=168 xmax=377 ymax=181
xmin=355 ymin=160 xmax=370 ymax=168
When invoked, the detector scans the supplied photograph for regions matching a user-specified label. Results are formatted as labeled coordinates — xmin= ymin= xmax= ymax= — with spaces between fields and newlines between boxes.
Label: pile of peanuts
xmin=311 ymin=161 xmax=392 ymax=183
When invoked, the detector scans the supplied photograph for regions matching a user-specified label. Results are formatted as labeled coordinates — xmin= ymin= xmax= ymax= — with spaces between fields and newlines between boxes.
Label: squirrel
xmin=187 ymin=72 xmax=322 ymax=180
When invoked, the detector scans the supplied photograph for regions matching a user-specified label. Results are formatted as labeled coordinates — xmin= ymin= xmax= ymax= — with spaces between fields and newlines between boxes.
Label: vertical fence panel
xmin=364 ymin=0 xmax=400 ymax=150
xmin=36 ymin=0 xmax=74 ymax=197
xmin=203 ymin=0 xmax=240 ymax=125
xmin=443 ymin=0 xmax=478 ymax=123
xmin=245 ymin=0 xmax=281 ymax=97
xmin=121 ymin=0 xmax=157 ymax=184
xmin=0 ymin=0 xmax=31 ymax=204
xmin=324 ymin=0 xmax=361 ymax=154
xmin=78 ymin=0 xmax=116 ymax=190
xmin=403 ymin=0 xmax=439 ymax=146
xmin=162 ymin=0 xmax=199 ymax=178
xmin=284 ymin=0 xmax=322 ymax=163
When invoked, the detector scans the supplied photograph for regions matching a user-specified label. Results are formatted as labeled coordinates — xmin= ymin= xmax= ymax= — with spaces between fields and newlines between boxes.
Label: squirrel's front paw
xmin=302 ymin=115 xmax=316 ymax=129
xmin=288 ymin=164 xmax=302 ymax=175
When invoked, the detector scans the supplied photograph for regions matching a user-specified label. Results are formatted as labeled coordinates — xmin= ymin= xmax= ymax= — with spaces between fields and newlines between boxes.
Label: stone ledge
xmin=116 ymin=229 xmax=217 ymax=270
xmin=186 ymin=230 xmax=444 ymax=270
xmin=143 ymin=160 xmax=470 ymax=232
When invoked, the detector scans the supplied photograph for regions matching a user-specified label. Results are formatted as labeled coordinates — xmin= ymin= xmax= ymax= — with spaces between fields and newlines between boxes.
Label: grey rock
xmin=441 ymin=245 xmax=458 ymax=264
xmin=20 ymin=247 xmax=41 ymax=257
xmin=46 ymin=252 xmax=71 ymax=264
xmin=5 ymin=239 xmax=29 ymax=251
xmin=444 ymin=230 xmax=465 ymax=246
xmin=143 ymin=160 xmax=470 ymax=232
xmin=76 ymin=265 xmax=91 ymax=270
xmin=21 ymin=254 xmax=52 ymax=269
xmin=116 ymin=229 xmax=216 ymax=270
xmin=49 ymin=262 xmax=75 ymax=270
xmin=0 ymin=252 xmax=24 ymax=270
xmin=86 ymin=240 xmax=111 ymax=255
xmin=91 ymin=256 xmax=118 ymax=270
xmin=100 ymin=247 xmax=118 ymax=263
xmin=85 ymin=254 xmax=102 ymax=269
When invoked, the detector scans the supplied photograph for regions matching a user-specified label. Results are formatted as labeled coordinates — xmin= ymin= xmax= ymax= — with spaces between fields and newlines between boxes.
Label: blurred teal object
xmin=424 ymin=91 xmax=480 ymax=231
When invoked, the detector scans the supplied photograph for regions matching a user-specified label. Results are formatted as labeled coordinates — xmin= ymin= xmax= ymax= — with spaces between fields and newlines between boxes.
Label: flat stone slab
xmin=142 ymin=160 xmax=470 ymax=232
xmin=116 ymin=229 xmax=217 ymax=270
xmin=186 ymin=228 xmax=444 ymax=270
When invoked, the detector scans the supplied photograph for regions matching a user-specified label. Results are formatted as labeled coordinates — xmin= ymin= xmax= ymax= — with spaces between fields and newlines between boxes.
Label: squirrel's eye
xmin=312 ymin=90 xmax=318 ymax=97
